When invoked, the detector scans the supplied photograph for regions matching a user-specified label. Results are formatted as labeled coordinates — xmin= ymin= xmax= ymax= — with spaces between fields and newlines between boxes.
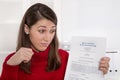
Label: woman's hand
xmin=7 ymin=47 xmax=34 ymax=66
xmin=99 ymin=57 xmax=110 ymax=74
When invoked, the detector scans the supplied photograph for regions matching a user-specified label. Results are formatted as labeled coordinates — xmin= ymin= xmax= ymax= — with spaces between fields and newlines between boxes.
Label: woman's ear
xmin=24 ymin=24 xmax=30 ymax=34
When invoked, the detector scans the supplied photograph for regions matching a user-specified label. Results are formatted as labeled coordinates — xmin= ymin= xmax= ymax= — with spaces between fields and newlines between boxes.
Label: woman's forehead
xmin=33 ymin=19 xmax=56 ymax=28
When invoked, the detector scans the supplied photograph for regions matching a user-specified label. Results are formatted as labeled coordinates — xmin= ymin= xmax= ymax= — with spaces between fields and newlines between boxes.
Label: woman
xmin=0 ymin=3 xmax=110 ymax=80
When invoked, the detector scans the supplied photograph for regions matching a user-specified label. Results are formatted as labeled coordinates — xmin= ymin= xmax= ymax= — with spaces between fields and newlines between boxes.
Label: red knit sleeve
xmin=0 ymin=53 xmax=19 ymax=80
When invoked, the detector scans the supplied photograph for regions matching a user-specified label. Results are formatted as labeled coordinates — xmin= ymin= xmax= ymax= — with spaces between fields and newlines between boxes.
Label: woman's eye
xmin=50 ymin=30 xmax=56 ymax=33
xmin=38 ymin=29 xmax=45 ymax=33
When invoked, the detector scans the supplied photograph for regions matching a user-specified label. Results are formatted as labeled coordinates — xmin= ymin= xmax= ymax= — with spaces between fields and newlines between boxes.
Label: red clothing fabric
xmin=0 ymin=48 xmax=69 ymax=80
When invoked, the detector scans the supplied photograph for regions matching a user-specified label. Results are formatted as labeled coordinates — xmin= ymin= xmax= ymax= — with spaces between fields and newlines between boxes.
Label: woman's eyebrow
xmin=37 ymin=25 xmax=46 ymax=28
xmin=37 ymin=25 xmax=56 ymax=28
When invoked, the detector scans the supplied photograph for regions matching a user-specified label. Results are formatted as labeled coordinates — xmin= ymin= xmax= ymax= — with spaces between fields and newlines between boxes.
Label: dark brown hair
xmin=16 ymin=3 xmax=61 ymax=73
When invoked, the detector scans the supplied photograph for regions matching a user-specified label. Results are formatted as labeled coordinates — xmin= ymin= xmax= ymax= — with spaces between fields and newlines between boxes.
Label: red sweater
xmin=0 ymin=48 xmax=69 ymax=80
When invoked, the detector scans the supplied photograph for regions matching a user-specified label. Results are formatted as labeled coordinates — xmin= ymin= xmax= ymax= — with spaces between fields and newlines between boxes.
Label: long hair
xmin=16 ymin=3 xmax=61 ymax=73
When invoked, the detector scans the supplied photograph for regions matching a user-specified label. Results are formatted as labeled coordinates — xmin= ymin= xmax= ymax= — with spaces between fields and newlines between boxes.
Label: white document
xmin=64 ymin=36 xmax=106 ymax=80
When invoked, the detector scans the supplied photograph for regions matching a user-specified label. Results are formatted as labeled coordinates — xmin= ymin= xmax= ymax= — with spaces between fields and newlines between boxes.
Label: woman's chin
xmin=38 ymin=47 xmax=48 ymax=51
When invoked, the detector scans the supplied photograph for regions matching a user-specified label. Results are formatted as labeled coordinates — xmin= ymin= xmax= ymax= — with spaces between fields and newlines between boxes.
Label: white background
xmin=0 ymin=0 xmax=120 ymax=80
xmin=61 ymin=0 xmax=120 ymax=51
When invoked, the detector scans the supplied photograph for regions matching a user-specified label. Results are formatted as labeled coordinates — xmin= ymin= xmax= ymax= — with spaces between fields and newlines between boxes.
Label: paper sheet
xmin=64 ymin=36 xmax=106 ymax=80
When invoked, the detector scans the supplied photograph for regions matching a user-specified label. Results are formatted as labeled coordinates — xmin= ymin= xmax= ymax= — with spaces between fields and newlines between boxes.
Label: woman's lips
xmin=41 ymin=43 xmax=49 ymax=47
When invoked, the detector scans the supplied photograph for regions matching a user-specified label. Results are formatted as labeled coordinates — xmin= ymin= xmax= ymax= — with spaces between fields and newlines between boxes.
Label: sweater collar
xmin=32 ymin=46 xmax=50 ymax=61
xmin=32 ymin=46 xmax=50 ymax=54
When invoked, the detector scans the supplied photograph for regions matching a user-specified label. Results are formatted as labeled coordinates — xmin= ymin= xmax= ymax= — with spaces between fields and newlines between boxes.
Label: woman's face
xmin=25 ymin=18 xmax=56 ymax=51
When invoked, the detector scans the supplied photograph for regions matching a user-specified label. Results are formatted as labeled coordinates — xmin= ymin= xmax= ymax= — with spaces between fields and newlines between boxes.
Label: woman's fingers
xmin=99 ymin=57 xmax=110 ymax=74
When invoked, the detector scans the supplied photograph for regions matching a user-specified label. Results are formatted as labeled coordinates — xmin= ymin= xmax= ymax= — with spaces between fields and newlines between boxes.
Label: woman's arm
xmin=0 ymin=48 xmax=33 ymax=80
xmin=0 ymin=53 xmax=19 ymax=80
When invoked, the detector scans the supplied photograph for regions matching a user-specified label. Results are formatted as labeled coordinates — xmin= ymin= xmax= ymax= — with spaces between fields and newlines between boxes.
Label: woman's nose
xmin=44 ymin=33 xmax=51 ymax=42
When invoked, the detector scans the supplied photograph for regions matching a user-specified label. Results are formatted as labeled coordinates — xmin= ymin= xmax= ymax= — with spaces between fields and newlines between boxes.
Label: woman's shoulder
xmin=4 ymin=52 xmax=15 ymax=62
xmin=58 ymin=49 xmax=69 ymax=57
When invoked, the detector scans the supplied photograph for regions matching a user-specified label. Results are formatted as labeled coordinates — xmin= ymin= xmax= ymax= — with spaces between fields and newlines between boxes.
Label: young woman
xmin=0 ymin=3 xmax=110 ymax=80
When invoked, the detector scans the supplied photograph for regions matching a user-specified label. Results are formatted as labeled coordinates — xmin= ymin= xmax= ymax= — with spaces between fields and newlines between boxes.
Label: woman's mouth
xmin=41 ymin=43 xmax=49 ymax=47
